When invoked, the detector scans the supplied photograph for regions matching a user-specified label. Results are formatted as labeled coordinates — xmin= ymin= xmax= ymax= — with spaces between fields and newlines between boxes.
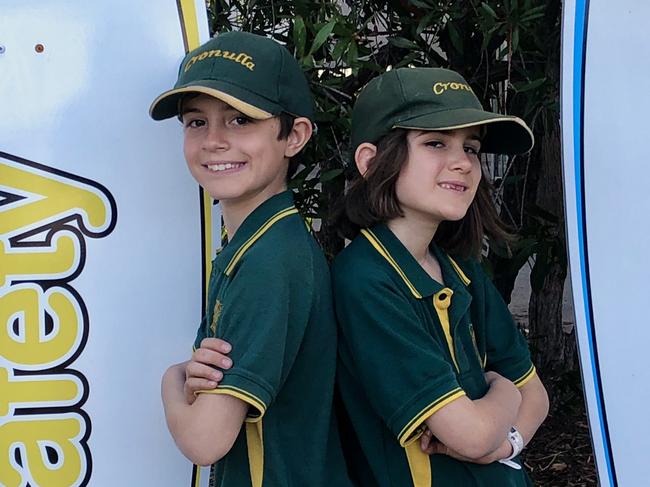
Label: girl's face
xmin=394 ymin=127 xmax=482 ymax=226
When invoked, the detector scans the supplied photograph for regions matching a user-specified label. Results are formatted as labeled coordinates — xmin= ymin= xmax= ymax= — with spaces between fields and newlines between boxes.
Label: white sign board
xmin=0 ymin=1 xmax=217 ymax=485
xmin=562 ymin=1 xmax=650 ymax=485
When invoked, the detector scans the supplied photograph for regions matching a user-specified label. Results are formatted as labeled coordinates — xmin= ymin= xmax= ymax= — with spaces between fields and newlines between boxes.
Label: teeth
xmin=206 ymin=163 xmax=243 ymax=172
xmin=440 ymin=183 xmax=465 ymax=191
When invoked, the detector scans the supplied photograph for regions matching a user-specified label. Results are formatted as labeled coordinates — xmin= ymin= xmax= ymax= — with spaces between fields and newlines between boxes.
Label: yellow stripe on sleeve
xmin=398 ymin=388 xmax=466 ymax=446
xmin=196 ymin=385 xmax=267 ymax=420
xmin=514 ymin=365 xmax=537 ymax=388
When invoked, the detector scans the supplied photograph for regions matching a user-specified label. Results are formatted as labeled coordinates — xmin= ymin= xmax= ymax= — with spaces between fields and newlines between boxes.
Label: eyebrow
xmin=179 ymin=104 xmax=243 ymax=118
xmin=417 ymin=130 xmax=483 ymax=143
xmin=179 ymin=107 xmax=201 ymax=117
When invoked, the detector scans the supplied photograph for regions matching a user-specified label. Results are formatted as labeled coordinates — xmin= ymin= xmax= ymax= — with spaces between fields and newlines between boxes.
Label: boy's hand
xmin=184 ymin=338 xmax=233 ymax=404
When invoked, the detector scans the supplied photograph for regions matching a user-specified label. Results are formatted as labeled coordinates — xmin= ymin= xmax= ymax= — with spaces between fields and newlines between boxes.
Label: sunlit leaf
xmin=309 ymin=20 xmax=336 ymax=55
xmin=293 ymin=16 xmax=307 ymax=58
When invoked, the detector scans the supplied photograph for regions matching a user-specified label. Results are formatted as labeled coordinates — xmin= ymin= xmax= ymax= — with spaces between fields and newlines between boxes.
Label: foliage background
xmin=206 ymin=0 xmax=595 ymax=483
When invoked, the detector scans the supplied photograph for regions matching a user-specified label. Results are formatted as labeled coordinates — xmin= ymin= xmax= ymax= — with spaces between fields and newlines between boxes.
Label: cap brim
xmin=149 ymin=80 xmax=278 ymax=121
xmin=394 ymin=108 xmax=534 ymax=155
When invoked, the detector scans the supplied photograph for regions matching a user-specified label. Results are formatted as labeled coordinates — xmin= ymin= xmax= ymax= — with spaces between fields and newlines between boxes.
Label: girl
xmin=332 ymin=67 xmax=548 ymax=486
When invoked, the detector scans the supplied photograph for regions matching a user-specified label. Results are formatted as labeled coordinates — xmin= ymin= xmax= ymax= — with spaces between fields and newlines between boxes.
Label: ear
xmin=284 ymin=117 xmax=313 ymax=158
xmin=354 ymin=143 xmax=378 ymax=177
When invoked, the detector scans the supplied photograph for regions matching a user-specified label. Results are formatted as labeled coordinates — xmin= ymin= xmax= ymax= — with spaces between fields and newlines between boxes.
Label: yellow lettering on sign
xmin=0 ymin=161 xmax=111 ymax=237
xmin=0 ymin=233 xmax=78 ymax=287
xmin=0 ymin=367 xmax=82 ymax=416
xmin=1 ymin=152 xmax=116 ymax=486
xmin=0 ymin=414 xmax=86 ymax=487
xmin=0 ymin=285 xmax=82 ymax=367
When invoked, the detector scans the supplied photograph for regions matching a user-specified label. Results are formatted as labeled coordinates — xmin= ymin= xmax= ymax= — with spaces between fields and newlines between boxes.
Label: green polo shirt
xmin=332 ymin=224 xmax=536 ymax=487
xmin=194 ymin=191 xmax=352 ymax=487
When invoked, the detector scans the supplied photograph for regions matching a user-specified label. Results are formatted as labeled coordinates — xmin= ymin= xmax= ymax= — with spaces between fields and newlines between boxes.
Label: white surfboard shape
xmin=562 ymin=1 xmax=650 ymax=486
xmin=0 ymin=1 xmax=218 ymax=486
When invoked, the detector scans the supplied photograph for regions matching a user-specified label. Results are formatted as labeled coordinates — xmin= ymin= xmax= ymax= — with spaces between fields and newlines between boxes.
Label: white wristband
xmin=498 ymin=426 xmax=524 ymax=470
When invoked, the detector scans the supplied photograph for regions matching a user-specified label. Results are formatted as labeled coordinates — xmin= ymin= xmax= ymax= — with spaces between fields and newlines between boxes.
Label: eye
xmin=424 ymin=140 xmax=444 ymax=148
xmin=464 ymin=145 xmax=480 ymax=156
xmin=231 ymin=115 xmax=253 ymax=126
xmin=183 ymin=117 xmax=206 ymax=129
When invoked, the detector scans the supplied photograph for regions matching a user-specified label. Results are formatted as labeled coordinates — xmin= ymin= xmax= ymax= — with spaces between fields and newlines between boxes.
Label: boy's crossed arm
xmin=162 ymin=351 xmax=244 ymax=467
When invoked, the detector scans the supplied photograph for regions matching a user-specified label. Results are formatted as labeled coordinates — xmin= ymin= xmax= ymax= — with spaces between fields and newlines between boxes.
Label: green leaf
xmin=409 ymin=0 xmax=434 ymax=8
xmin=416 ymin=12 xmax=436 ymax=36
xmin=309 ymin=20 xmax=336 ymax=55
xmin=514 ymin=77 xmax=546 ymax=93
xmin=481 ymin=2 xmax=498 ymax=19
xmin=520 ymin=5 xmax=546 ymax=23
xmin=447 ymin=20 xmax=463 ymax=53
xmin=389 ymin=37 xmax=419 ymax=50
xmin=395 ymin=52 xmax=419 ymax=68
xmin=511 ymin=26 xmax=519 ymax=53
xmin=293 ymin=16 xmax=307 ymax=58
xmin=481 ymin=24 xmax=502 ymax=51
xmin=331 ymin=38 xmax=350 ymax=61
xmin=320 ymin=168 xmax=344 ymax=182
xmin=300 ymin=55 xmax=314 ymax=69
xmin=346 ymin=40 xmax=358 ymax=66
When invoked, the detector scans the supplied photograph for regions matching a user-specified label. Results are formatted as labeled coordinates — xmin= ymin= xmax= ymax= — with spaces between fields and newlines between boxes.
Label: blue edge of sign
xmin=573 ymin=0 xmax=617 ymax=485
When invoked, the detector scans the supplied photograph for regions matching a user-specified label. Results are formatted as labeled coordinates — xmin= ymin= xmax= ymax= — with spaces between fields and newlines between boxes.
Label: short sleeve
xmin=192 ymin=313 xmax=208 ymax=351
xmin=481 ymin=272 xmax=536 ymax=387
xmin=334 ymin=269 xmax=465 ymax=446
xmin=199 ymin=252 xmax=310 ymax=421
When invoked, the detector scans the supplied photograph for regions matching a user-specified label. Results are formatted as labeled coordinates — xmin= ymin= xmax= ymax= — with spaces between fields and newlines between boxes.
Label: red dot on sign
xmin=35 ymin=44 xmax=44 ymax=53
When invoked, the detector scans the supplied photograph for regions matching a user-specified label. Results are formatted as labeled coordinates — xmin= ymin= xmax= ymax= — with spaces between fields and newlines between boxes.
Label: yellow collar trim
xmin=224 ymin=207 xmax=298 ymax=276
xmin=447 ymin=256 xmax=471 ymax=286
xmin=361 ymin=229 xmax=422 ymax=299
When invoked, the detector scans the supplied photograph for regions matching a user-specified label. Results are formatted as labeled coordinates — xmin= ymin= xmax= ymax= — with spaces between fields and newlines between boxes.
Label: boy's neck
xmin=220 ymin=186 xmax=287 ymax=239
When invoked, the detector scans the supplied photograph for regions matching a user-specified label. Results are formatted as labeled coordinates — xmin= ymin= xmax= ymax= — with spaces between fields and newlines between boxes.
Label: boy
xmin=150 ymin=31 xmax=352 ymax=487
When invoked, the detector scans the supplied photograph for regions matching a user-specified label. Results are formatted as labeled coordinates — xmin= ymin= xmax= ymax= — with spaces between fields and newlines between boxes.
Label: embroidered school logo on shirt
xmin=184 ymin=50 xmax=255 ymax=73
xmin=210 ymin=300 xmax=223 ymax=335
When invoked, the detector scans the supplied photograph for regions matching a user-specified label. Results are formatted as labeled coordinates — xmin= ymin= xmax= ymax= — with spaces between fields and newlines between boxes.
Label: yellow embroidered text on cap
xmin=432 ymin=82 xmax=473 ymax=95
xmin=184 ymin=50 xmax=255 ymax=73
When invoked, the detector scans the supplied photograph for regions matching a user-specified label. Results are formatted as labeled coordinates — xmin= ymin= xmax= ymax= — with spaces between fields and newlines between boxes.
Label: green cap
xmin=150 ymin=31 xmax=314 ymax=122
xmin=351 ymin=67 xmax=533 ymax=155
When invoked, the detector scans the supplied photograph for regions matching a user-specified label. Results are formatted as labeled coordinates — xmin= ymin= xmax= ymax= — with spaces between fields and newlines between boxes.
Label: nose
xmin=449 ymin=145 xmax=473 ymax=173
xmin=202 ymin=125 xmax=229 ymax=152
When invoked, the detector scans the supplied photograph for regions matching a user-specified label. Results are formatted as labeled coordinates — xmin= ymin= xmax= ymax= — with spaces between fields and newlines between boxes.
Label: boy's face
xmin=181 ymin=94 xmax=290 ymax=204
xmin=394 ymin=127 xmax=482 ymax=225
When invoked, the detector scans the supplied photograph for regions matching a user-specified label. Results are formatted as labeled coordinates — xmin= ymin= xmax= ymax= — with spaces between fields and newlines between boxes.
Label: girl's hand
xmin=420 ymin=428 xmax=512 ymax=465
xmin=183 ymin=338 xmax=233 ymax=404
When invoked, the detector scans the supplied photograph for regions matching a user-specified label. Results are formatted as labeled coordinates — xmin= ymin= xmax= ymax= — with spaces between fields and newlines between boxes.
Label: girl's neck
xmin=387 ymin=215 xmax=444 ymax=283
xmin=386 ymin=213 xmax=440 ymax=264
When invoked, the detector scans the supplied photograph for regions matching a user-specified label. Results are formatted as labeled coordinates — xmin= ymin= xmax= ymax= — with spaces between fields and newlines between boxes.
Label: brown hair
xmin=277 ymin=113 xmax=303 ymax=180
xmin=334 ymin=129 xmax=512 ymax=259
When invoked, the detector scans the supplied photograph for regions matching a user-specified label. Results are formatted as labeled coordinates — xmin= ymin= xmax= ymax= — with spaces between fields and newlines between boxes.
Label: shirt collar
xmin=215 ymin=191 xmax=298 ymax=275
xmin=362 ymin=223 xmax=470 ymax=298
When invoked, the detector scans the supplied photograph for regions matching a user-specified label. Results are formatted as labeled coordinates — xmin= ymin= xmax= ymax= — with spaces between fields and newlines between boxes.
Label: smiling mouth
xmin=204 ymin=162 xmax=246 ymax=172
xmin=439 ymin=182 xmax=468 ymax=192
